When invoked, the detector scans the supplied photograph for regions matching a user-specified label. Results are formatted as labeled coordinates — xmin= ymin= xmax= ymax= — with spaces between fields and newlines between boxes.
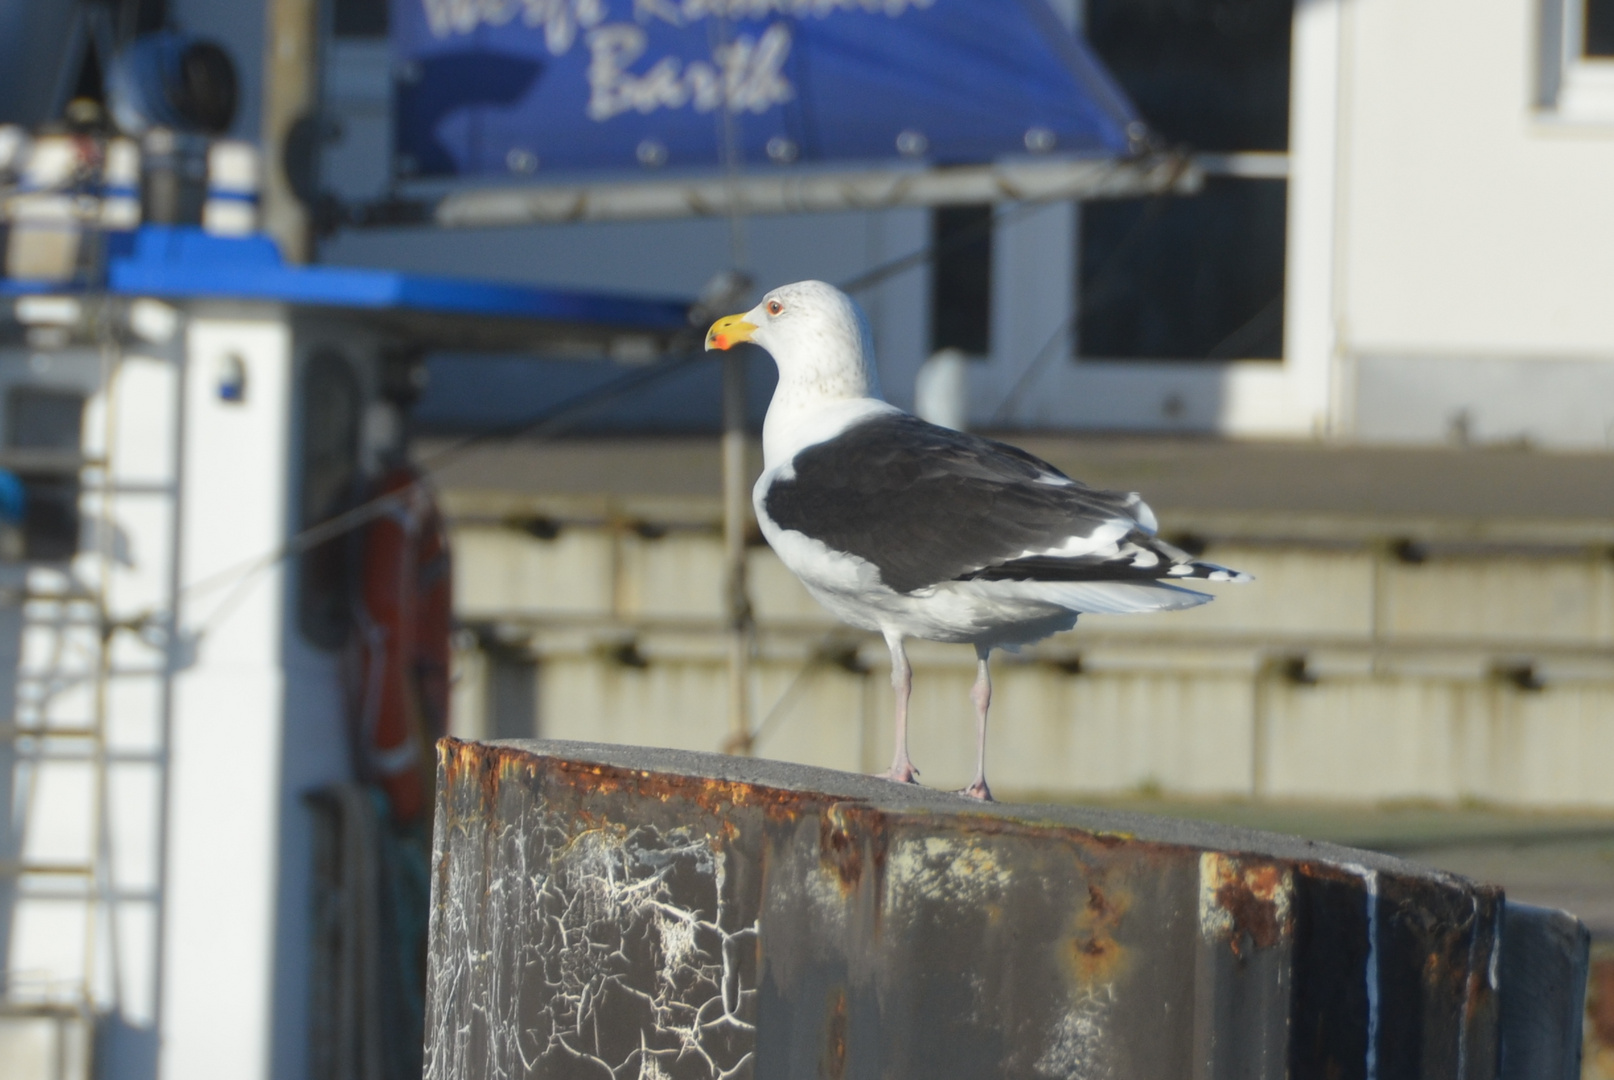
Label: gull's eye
xmin=766 ymin=300 xmax=784 ymax=316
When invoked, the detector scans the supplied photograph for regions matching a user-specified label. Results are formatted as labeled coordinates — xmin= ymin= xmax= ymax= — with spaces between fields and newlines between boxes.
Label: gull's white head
xmin=706 ymin=280 xmax=883 ymax=402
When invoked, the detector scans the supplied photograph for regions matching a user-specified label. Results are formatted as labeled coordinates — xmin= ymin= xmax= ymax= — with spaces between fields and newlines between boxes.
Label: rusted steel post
xmin=424 ymin=739 xmax=1586 ymax=1080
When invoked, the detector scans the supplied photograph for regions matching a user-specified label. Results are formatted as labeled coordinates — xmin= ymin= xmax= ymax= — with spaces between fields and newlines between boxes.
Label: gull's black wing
xmin=762 ymin=413 xmax=1193 ymax=594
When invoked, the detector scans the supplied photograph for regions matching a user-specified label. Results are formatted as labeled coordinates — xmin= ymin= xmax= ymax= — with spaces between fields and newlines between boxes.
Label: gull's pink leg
xmin=960 ymin=645 xmax=994 ymax=801
xmin=875 ymin=631 xmax=919 ymax=784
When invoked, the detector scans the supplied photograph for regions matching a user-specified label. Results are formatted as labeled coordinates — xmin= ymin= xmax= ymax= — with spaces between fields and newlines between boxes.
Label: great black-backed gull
xmin=707 ymin=280 xmax=1249 ymax=801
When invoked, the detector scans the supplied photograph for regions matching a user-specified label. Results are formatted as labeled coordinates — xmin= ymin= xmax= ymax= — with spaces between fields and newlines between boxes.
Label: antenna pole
xmin=721 ymin=349 xmax=753 ymax=755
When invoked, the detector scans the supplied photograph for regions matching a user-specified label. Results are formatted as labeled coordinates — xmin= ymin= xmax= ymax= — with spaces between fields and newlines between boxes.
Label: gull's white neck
xmin=762 ymin=389 xmax=896 ymax=470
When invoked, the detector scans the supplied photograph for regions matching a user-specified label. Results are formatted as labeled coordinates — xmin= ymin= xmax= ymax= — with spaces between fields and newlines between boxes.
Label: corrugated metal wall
xmin=445 ymin=492 xmax=1614 ymax=806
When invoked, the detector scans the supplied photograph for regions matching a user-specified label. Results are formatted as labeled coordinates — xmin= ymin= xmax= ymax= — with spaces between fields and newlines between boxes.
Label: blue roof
xmin=393 ymin=0 xmax=1141 ymax=179
xmin=3 ymin=227 xmax=692 ymax=333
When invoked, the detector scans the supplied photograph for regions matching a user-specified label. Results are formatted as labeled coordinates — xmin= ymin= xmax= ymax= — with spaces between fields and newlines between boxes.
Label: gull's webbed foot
xmin=876 ymin=762 xmax=921 ymax=785
xmin=958 ymin=778 xmax=994 ymax=802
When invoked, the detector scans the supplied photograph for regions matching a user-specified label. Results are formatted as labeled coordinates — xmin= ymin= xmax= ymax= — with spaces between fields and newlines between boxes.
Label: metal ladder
xmin=0 ymin=323 xmax=185 ymax=1080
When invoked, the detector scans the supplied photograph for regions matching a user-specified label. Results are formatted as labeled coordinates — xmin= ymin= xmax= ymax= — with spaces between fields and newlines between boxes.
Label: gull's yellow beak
xmin=705 ymin=313 xmax=757 ymax=351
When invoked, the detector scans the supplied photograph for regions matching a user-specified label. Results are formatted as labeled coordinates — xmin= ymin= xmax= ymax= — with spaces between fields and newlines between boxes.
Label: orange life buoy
xmin=347 ymin=465 xmax=452 ymax=824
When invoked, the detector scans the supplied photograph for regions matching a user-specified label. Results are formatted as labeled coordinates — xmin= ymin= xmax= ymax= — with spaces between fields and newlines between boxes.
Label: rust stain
xmin=1424 ymin=951 xmax=1443 ymax=984
xmin=819 ymin=985 xmax=849 ymax=1079
xmin=1202 ymin=854 xmax=1294 ymax=958
xmin=941 ymin=811 xmax=1147 ymax=852
xmin=1468 ymin=902 xmax=1501 ymax=1021
xmin=1464 ymin=967 xmax=1491 ymax=1021
xmin=817 ymin=802 xmax=892 ymax=897
xmin=549 ymin=757 xmax=837 ymax=823
xmin=1067 ymin=881 xmax=1132 ymax=987
xmin=819 ymin=809 xmax=865 ymax=894
xmin=439 ymin=739 xmax=1192 ymax=874
xmin=1215 ymin=865 xmax=1288 ymax=954
xmin=1587 ymin=956 xmax=1614 ymax=1075
xmin=817 ymin=805 xmax=893 ymax=935
xmin=1294 ymin=860 xmax=1368 ymax=886
xmin=439 ymin=736 xmax=841 ymax=824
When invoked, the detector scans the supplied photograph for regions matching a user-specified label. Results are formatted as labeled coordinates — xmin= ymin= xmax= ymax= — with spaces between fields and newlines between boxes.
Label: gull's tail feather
xmin=990 ymin=579 xmax=1213 ymax=615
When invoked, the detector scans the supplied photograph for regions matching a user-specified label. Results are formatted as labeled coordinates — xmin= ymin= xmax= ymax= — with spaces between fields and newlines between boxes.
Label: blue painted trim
xmin=0 ymin=227 xmax=692 ymax=331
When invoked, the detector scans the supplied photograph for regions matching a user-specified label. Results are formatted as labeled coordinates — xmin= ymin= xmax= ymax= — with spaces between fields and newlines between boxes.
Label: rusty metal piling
xmin=424 ymin=738 xmax=1587 ymax=1080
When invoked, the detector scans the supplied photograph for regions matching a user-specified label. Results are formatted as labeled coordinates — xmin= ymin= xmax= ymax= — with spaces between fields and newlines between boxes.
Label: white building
xmin=313 ymin=0 xmax=1614 ymax=451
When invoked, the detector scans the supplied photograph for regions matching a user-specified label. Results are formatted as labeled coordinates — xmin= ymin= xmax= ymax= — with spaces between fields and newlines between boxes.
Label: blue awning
xmin=101 ymin=227 xmax=689 ymax=329
xmin=2 ymin=227 xmax=694 ymax=351
xmin=393 ymin=0 xmax=1143 ymax=180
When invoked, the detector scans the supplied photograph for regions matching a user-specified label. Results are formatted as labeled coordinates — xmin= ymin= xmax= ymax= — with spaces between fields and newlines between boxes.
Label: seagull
xmin=706 ymin=280 xmax=1249 ymax=801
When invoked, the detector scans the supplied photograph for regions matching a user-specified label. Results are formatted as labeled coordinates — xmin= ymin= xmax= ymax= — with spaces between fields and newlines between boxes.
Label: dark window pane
xmin=1588 ymin=0 xmax=1614 ymax=56
xmin=1080 ymin=177 xmax=1287 ymax=360
xmin=6 ymin=389 xmax=84 ymax=562
xmin=1086 ymin=0 xmax=1293 ymax=151
xmin=72 ymin=41 xmax=104 ymax=105
xmin=9 ymin=389 xmax=84 ymax=449
xmin=930 ymin=204 xmax=993 ymax=356
xmin=298 ymin=352 xmax=362 ymax=649
xmin=15 ymin=477 xmax=79 ymax=561
xmin=334 ymin=0 xmax=388 ymax=38
xmin=487 ymin=649 xmax=538 ymax=739
xmin=132 ymin=0 xmax=166 ymax=35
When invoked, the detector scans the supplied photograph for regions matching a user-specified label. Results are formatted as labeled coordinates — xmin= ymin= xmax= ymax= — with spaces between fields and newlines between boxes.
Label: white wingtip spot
xmin=1192 ymin=560 xmax=1254 ymax=584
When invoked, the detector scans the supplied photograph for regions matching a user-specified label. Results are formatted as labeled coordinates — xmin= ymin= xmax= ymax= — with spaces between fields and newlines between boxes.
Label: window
xmin=930 ymin=204 xmax=994 ymax=356
xmin=298 ymin=353 xmax=362 ymax=649
xmin=9 ymin=389 xmax=85 ymax=451
xmin=486 ymin=645 xmax=538 ymax=739
xmin=1591 ymin=0 xmax=1614 ymax=55
xmin=6 ymin=388 xmax=84 ymax=562
xmin=333 ymin=0 xmax=388 ymax=38
xmin=1085 ymin=0 xmax=1292 ymax=154
xmin=1081 ymin=178 xmax=1286 ymax=360
xmin=1542 ymin=0 xmax=1614 ymax=118
xmin=1079 ymin=0 xmax=1291 ymax=360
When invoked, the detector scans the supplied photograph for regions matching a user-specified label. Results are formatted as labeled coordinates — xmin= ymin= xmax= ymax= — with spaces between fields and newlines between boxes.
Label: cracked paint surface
xmin=427 ymin=804 xmax=757 ymax=1079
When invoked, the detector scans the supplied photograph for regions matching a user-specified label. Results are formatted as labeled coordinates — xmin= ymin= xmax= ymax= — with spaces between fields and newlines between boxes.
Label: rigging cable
xmin=179 ymin=348 xmax=711 ymax=636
